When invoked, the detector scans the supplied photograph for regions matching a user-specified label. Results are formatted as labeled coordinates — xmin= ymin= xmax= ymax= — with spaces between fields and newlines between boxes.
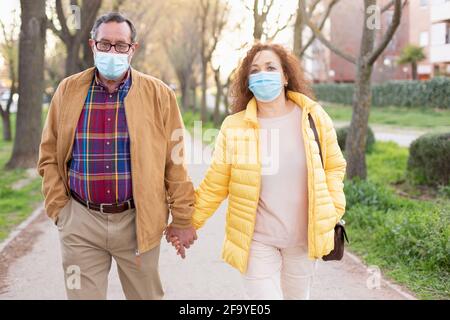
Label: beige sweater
xmin=253 ymin=106 xmax=309 ymax=248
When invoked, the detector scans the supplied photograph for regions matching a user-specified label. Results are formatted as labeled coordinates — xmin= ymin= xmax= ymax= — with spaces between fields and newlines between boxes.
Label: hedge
xmin=313 ymin=77 xmax=450 ymax=109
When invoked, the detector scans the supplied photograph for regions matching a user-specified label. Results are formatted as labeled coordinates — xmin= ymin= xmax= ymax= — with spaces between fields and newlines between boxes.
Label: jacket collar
xmin=244 ymin=90 xmax=317 ymax=125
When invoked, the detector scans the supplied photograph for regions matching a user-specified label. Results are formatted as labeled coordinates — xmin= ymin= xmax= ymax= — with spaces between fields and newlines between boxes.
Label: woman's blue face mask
xmin=248 ymin=71 xmax=283 ymax=102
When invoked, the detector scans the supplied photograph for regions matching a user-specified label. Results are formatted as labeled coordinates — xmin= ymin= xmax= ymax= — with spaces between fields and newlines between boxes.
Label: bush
xmin=313 ymin=77 xmax=450 ymax=109
xmin=345 ymin=178 xmax=399 ymax=211
xmin=336 ymin=126 xmax=375 ymax=153
xmin=407 ymin=132 xmax=450 ymax=186
xmin=344 ymin=178 xmax=450 ymax=283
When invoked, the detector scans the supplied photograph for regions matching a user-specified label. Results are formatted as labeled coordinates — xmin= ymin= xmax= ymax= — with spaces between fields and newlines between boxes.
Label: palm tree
xmin=398 ymin=44 xmax=426 ymax=80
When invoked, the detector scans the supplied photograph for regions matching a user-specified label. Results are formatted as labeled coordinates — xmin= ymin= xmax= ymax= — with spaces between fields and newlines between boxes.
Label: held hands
xmin=163 ymin=225 xmax=197 ymax=259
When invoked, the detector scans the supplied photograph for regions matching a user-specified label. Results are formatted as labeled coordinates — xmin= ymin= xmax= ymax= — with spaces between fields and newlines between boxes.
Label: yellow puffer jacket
xmin=192 ymin=91 xmax=347 ymax=273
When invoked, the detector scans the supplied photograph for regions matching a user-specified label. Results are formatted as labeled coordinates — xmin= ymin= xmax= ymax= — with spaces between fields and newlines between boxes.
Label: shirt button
xmin=106 ymin=165 xmax=109 ymax=169
xmin=109 ymin=94 xmax=112 ymax=98
xmin=106 ymin=141 xmax=110 ymax=145
xmin=107 ymin=118 xmax=111 ymax=121
xmin=107 ymin=190 xmax=111 ymax=194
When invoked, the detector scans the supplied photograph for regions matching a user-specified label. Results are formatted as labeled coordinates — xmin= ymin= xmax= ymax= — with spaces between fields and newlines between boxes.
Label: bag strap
xmin=308 ymin=113 xmax=324 ymax=168
xmin=309 ymin=113 xmax=348 ymax=239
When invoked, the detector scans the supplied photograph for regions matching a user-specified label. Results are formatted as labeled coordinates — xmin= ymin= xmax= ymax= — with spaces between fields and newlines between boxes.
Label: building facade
xmin=321 ymin=0 xmax=450 ymax=83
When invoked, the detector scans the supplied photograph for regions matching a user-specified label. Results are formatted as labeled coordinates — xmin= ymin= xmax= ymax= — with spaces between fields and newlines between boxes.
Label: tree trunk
xmin=65 ymin=42 xmax=81 ymax=76
xmin=82 ymin=40 xmax=94 ymax=69
xmin=293 ymin=1 xmax=304 ymax=59
xmin=253 ymin=21 xmax=263 ymax=41
xmin=411 ymin=61 xmax=417 ymax=80
xmin=6 ymin=0 xmax=46 ymax=169
xmin=191 ymin=81 xmax=197 ymax=112
xmin=223 ymin=91 xmax=229 ymax=116
xmin=1 ymin=111 xmax=12 ymax=141
xmin=344 ymin=0 xmax=376 ymax=180
xmin=201 ymin=58 xmax=208 ymax=122
xmin=345 ymin=61 xmax=372 ymax=180
xmin=1 ymin=84 xmax=16 ymax=141
xmin=252 ymin=1 xmax=264 ymax=41
xmin=180 ymin=77 xmax=191 ymax=112
xmin=213 ymin=69 xmax=222 ymax=127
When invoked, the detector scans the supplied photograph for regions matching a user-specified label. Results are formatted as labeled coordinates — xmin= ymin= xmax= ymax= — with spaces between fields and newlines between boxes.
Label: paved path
xmin=0 ymin=149 xmax=416 ymax=300
xmin=332 ymin=121 xmax=429 ymax=147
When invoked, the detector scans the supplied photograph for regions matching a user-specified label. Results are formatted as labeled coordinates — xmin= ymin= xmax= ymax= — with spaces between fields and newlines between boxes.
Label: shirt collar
xmin=94 ymin=68 xmax=131 ymax=92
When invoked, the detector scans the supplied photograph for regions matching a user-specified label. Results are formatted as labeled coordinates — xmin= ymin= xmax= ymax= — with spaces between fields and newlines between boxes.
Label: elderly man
xmin=37 ymin=12 xmax=196 ymax=300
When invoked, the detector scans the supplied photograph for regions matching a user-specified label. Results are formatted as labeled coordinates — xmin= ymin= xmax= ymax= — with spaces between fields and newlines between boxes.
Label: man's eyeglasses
xmin=95 ymin=41 xmax=133 ymax=53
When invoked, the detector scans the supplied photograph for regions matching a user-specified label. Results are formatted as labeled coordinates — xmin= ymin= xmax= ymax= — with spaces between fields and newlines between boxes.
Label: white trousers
xmin=242 ymin=240 xmax=317 ymax=300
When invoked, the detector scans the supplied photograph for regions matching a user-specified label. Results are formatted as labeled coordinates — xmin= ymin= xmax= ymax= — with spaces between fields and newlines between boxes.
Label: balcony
xmin=430 ymin=43 xmax=450 ymax=63
xmin=431 ymin=1 xmax=450 ymax=23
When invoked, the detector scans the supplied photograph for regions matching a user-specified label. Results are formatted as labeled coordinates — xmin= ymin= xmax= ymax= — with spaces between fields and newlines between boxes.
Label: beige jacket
xmin=37 ymin=67 xmax=194 ymax=254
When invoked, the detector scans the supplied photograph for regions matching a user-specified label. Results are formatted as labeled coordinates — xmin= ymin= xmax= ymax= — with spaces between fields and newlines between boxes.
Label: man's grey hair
xmin=90 ymin=12 xmax=137 ymax=43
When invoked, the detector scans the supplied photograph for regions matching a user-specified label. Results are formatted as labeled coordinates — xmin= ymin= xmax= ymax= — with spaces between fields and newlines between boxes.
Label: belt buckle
xmin=100 ymin=203 xmax=106 ymax=214
xmin=126 ymin=199 xmax=131 ymax=210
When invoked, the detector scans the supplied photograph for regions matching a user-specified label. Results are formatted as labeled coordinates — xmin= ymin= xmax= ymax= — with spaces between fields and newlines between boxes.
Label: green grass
xmin=0 ymin=113 xmax=43 ymax=242
xmin=182 ymin=110 xmax=218 ymax=146
xmin=323 ymin=103 xmax=450 ymax=132
xmin=345 ymin=141 xmax=450 ymax=299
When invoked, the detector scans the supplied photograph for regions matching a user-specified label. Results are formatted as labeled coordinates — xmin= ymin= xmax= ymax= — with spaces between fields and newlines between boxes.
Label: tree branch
xmin=299 ymin=0 xmax=356 ymax=64
xmin=381 ymin=0 xmax=395 ymax=13
xmin=267 ymin=12 xmax=295 ymax=41
xmin=367 ymin=0 xmax=402 ymax=65
xmin=46 ymin=18 xmax=63 ymax=40
xmin=77 ymin=0 xmax=102 ymax=42
xmin=308 ymin=0 xmax=322 ymax=15
xmin=299 ymin=0 xmax=339 ymax=56
xmin=55 ymin=0 xmax=72 ymax=43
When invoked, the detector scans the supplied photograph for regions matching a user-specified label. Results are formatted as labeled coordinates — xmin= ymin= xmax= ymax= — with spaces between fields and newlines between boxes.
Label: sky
xmin=0 ymin=0 xmax=20 ymax=67
xmin=0 ymin=0 xmax=299 ymax=80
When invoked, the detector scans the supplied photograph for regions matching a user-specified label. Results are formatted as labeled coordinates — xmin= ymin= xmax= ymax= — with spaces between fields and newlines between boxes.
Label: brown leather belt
xmin=70 ymin=191 xmax=135 ymax=214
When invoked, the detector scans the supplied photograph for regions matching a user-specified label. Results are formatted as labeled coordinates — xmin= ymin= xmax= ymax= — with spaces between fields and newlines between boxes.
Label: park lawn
xmin=0 ymin=113 xmax=44 ymax=242
xmin=322 ymin=102 xmax=450 ymax=132
xmin=345 ymin=141 xmax=450 ymax=300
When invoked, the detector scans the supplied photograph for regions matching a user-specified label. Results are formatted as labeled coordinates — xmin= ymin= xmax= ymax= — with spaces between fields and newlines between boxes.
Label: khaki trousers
xmin=56 ymin=198 xmax=164 ymax=300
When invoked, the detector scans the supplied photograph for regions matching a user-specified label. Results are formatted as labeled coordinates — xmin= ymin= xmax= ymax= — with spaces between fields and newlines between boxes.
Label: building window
xmin=420 ymin=31 xmax=429 ymax=46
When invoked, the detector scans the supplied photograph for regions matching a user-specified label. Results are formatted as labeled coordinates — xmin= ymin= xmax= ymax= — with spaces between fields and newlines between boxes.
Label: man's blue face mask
xmin=94 ymin=51 xmax=130 ymax=80
xmin=248 ymin=71 xmax=283 ymax=102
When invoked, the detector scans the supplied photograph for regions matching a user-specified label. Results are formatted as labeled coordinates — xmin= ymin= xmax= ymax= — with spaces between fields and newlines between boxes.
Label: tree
xmin=293 ymin=0 xmax=338 ymax=59
xmin=45 ymin=41 xmax=66 ymax=100
xmin=398 ymin=44 xmax=425 ymax=80
xmin=163 ymin=9 xmax=201 ymax=111
xmin=300 ymin=0 xmax=405 ymax=180
xmin=199 ymin=0 xmax=229 ymax=122
xmin=48 ymin=0 xmax=102 ymax=76
xmin=0 ymin=11 xmax=19 ymax=141
xmin=246 ymin=0 xmax=295 ymax=42
xmin=212 ymin=66 xmax=223 ymax=126
xmin=122 ymin=0 xmax=166 ymax=73
xmin=6 ymin=0 xmax=46 ymax=169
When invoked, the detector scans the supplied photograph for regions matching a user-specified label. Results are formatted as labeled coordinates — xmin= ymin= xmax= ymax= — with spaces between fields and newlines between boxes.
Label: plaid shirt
xmin=68 ymin=69 xmax=133 ymax=204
